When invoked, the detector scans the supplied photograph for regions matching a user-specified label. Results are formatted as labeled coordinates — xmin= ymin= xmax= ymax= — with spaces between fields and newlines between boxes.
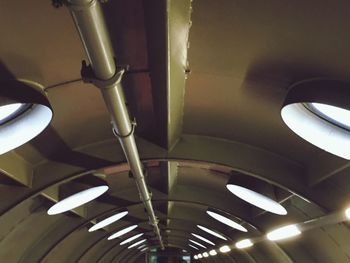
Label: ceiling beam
xmin=144 ymin=0 xmax=192 ymax=150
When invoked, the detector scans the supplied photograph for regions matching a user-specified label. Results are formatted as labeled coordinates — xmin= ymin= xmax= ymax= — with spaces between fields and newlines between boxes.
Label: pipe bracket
xmin=112 ymin=118 xmax=136 ymax=139
xmin=80 ymin=59 xmax=126 ymax=90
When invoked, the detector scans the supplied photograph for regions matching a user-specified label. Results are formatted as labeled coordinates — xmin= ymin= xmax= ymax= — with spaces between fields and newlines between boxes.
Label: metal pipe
xmin=66 ymin=0 xmax=164 ymax=249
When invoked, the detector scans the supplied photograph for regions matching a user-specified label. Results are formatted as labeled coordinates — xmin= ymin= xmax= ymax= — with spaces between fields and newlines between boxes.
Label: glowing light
xmin=189 ymin=239 xmax=207 ymax=249
xmin=203 ymin=252 xmax=209 ymax=258
xmin=194 ymin=255 xmax=198 ymax=260
xmin=312 ymin=103 xmax=350 ymax=129
xmin=226 ymin=185 xmax=287 ymax=215
xmin=0 ymin=104 xmax=52 ymax=154
xmin=198 ymin=254 xmax=203 ymax=259
xmin=138 ymin=244 xmax=146 ymax=249
xmin=89 ymin=211 xmax=128 ymax=232
xmin=219 ymin=245 xmax=231 ymax=253
xmin=0 ymin=103 xmax=22 ymax=122
xmin=209 ymin=249 xmax=217 ymax=256
xmin=197 ymin=225 xmax=227 ymax=240
xmin=207 ymin=210 xmax=248 ymax=231
xmin=140 ymin=247 xmax=148 ymax=252
xmin=47 ymin=186 xmax=109 ymax=215
xmin=266 ymin=224 xmax=301 ymax=241
xmin=235 ymin=239 xmax=253 ymax=249
xmin=120 ymin=233 xmax=144 ymax=245
xmin=191 ymin=233 xmax=215 ymax=245
xmin=345 ymin=208 xmax=350 ymax=219
xmin=189 ymin=244 xmax=199 ymax=250
xmin=282 ymin=103 xmax=350 ymax=159
xmin=128 ymin=239 xmax=146 ymax=249
xmin=108 ymin=225 xmax=138 ymax=240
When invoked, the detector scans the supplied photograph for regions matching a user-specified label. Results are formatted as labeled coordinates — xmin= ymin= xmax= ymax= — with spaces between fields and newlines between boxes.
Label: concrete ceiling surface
xmin=1 ymin=0 xmax=350 ymax=262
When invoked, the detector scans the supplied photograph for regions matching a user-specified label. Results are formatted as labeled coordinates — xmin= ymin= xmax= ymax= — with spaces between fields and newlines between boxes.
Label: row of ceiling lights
xmin=191 ymin=207 xmax=350 ymax=260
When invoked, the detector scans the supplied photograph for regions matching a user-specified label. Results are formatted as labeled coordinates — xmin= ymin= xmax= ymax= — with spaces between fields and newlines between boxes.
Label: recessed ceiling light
xmin=266 ymin=224 xmax=301 ymax=241
xmin=138 ymin=244 xmax=146 ymax=249
xmin=0 ymin=80 xmax=53 ymax=154
xmin=219 ymin=245 xmax=231 ymax=253
xmin=128 ymin=239 xmax=147 ymax=249
xmin=202 ymin=252 xmax=209 ymax=258
xmin=197 ymin=254 xmax=203 ymax=259
xmin=281 ymin=79 xmax=350 ymax=159
xmin=226 ymin=185 xmax=287 ymax=215
xmin=189 ymin=239 xmax=207 ymax=249
xmin=197 ymin=225 xmax=227 ymax=240
xmin=194 ymin=255 xmax=198 ymax=259
xmin=88 ymin=211 xmax=128 ymax=232
xmin=191 ymin=233 xmax=215 ymax=245
xmin=189 ymin=244 xmax=199 ymax=250
xmin=140 ymin=247 xmax=148 ymax=252
xmin=120 ymin=233 xmax=144 ymax=245
xmin=108 ymin=225 xmax=138 ymax=240
xmin=206 ymin=210 xmax=248 ymax=232
xmin=235 ymin=239 xmax=253 ymax=249
xmin=47 ymin=185 xmax=109 ymax=215
xmin=209 ymin=249 xmax=217 ymax=256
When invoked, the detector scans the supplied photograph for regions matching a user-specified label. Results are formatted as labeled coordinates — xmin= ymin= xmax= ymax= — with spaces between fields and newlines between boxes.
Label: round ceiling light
xmin=197 ymin=225 xmax=227 ymax=240
xmin=206 ymin=210 xmax=248 ymax=232
xmin=189 ymin=244 xmax=199 ymax=250
xmin=226 ymin=185 xmax=287 ymax=215
xmin=191 ymin=233 xmax=215 ymax=246
xmin=281 ymin=79 xmax=350 ymax=159
xmin=266 ymin=224 xmax=301 ymax=241
xmin=209 ymin=249 xmax=217 ymax=256
xmin=120 ymin=233 xmax=144 ymax=245
xmin=108 ymin=224 xmax=138 ymax=240
xmin=0 ymin=80 xmax=52 ymax=154
xmin=88 ymin=211 xmax=128 ymax=232
xmin=128 ymin=239 xmax=147 ymax=249
xmin=189 ymin=239 xmax=207 ymax=249
xmin=47 ymin=185 xmax=109 ymax=215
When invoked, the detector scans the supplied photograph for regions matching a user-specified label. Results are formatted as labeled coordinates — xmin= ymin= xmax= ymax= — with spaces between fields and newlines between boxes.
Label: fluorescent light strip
xmin=89 ymin=211 xmax=128 ymax=232
xmin=189 ymin=239 xmax=207 ymax=249
xmin=191 ymin=233 xmax=215 ymax=245
xmin=189 ymin=244 xmax=199 ymax=250
xmin=226 ymin=185 xmax=287 ymax=215
xmin=235 ymin=239 xmax=253 ymax=249
xmin=47 ymin=186 xmax=109 ymax=215
xmin=266 ymin=224 xmax=301 ymax=241
xmin=108 ymin=225 xmax=138 ymax=240
xmin=120 ymin=233 xmax=144 ymax=245
xmin=219 ymin=245 xmax=231 ymax=253
xmin=128 ymin=239 xmax=146 ymax=249
xmin=197 ymin=225 xmax=227 ymax=240
xmin=207 ymin=210 xmax=247 ymax=232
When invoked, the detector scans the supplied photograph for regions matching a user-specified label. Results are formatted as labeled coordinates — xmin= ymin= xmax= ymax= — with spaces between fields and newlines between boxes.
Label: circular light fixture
xmin=194 ymin=255 xmax=198 ymax=259
xmin=138 ymin=244 xmax=146 ymax=249
xmin=189 ymin=239 xmax=207 ymax=249
xmin=191 ymin=233 xmax=215 ymax=245
xmin=128 ymin=239 xmax=147 ymax=249
xmin=197 ymin=254 xmax=203 ymax=259
xmin=202 ymin=252 xmax=209 ymax=258
xmin=197 ymin=225 xmax=227 ymax=240
xmin=0 ymin=79 xmax=52 ymax=154
xmin=189 ymin=244 xmax=199 ymax=250
xmin=345 ymin=207 xmax=350 ymax=219
xmin=219 ymin=245 xmax=231 ymax=253
xmin=206 ymin=210 xmax=248 ymax=232
xmin=226 ymin=185 xmax=287 ymax=215
xmin=209 ymin=249 xmax=217 ymax=256
xmin=47 ymin=185 xmax=109 ymax=215
xmin=108 ymin=224 xmax=138 ymax=240
xmin=235 ymin=239 xmax=253 ymax=249
xmin=266 ymin=224 xmax=301 ymax=241
xmin=281 ymin=79 xmax=350 ymax=159
xmin=140 ymin=247 xmax=148 ymax=252
xmin=120 ymin=233 xmax=144 ymax=245
xmin=89 ymin=210 xmax=128 ymax=232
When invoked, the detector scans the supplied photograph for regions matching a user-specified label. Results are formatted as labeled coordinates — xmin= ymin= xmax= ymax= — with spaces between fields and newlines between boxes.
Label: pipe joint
xmin=81 ymin=60 xmax=127 ymax=89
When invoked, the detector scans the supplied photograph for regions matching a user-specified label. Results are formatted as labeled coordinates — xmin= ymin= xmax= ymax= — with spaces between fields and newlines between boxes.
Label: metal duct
xmin=65 ymin=0 xmax=164 ymax=249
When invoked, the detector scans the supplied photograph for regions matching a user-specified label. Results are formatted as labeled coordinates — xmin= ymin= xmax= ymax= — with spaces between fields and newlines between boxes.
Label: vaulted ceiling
xmin=1 ymin=0 xmax=350 ymax=262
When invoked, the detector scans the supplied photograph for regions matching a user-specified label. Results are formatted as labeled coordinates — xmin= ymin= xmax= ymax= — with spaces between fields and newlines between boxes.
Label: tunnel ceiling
xmin=1 ymin=0 xmax=350 ymax=262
